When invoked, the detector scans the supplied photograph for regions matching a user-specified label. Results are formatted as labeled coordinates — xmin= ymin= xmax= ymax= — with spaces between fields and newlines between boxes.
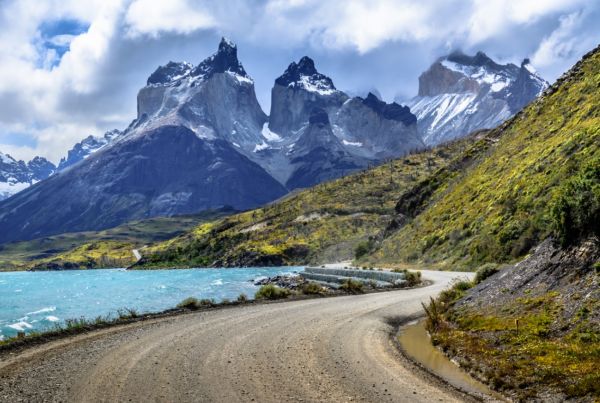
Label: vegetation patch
xmin=423 ymin=237 xmax=600 ymax=400
xmin=177 ymin=297 xmax=216 ymax=310
xmin=0 ymin=209 xmax=233 ymax=271
xmin=391 ymin=268 xmax=422 ymax=286
xmin=368 ymin=47 xmax=600 ymax=270
xmin=255 ymin=284 xmax=291 ymax=300
xmin=133 ymin=141 xmax=469 ymax=268
xmin=301 ymin=282 xmax=326 ymax=295
xmin=339 ymin=278 xmax=364 ymax=294
xmin=473 ymin=263 xmax=500 ymax=284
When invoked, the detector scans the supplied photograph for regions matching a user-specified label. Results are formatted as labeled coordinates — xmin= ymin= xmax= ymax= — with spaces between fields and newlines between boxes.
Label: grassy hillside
xmin=408 ymin=45 xmax=600 ymax=400
xmin=13 ymin=46 xmax=599 ymax=274
xmin=0 ymin=208 xmax=234 ymax=271
xmin=366 ymin=45 xmax=600 ymax=270
xmin=135 ymin=139 xmax=472 ymax=268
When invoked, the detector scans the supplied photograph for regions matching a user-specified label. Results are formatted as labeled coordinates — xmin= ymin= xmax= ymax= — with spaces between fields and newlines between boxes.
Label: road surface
xmin=0 ymin=270 xmax=477 ymax=402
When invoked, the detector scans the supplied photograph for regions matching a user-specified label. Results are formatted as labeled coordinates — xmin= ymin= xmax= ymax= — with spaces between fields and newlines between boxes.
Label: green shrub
xmin=340 ymin=278 xmax=364 ymax=293
xmin=422 ymin=297 xmax=442 ymax=331
xmin=453 ymin=280 xmax=474 ymax=292
xmin=474 ymin=263 xmax=500 ymax=284
xmin=404 ymin=270 xmax=422 ymax=286
xmin=355 ymin=239 xmax=374 ymax=259
xmin=237 ymin=293 xmax=248 ymax=302
xmin=117 ymin=308 xmax=139 ymax=319
xmin=550 ymin=160 xmax=600 ymax=246
xmin=301 ymin=282 xmax=326 ymax=295
xmin=255 ymin=284 xmax=291 ymax=300
xmin=198 ymin=298 xmax=216 ymax=307
xmin=177 ymin=297 xmax=215 ymax=310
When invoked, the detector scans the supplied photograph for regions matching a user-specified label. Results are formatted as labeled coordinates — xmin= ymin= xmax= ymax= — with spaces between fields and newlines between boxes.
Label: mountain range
xmin=406 ymin=51 xmax=548 ymax=145
xmin=0 ymin=39 xmax=547 ymax=242
xmin=0 ymin=152 xmax=55 ymax=201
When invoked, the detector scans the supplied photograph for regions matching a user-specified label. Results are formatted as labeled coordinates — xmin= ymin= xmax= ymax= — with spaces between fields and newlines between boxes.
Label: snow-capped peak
xmin=145 ymin=37 xmax=252 ymax=88
xmin=441 ymin=59 xmax=511 ymax=93
xmin=0 ymin=151 xmax=56 ymax=200
xmin=0 ymin=151 xmax=15 ymax=165
xmin=220 ymin=36 xmax=236 ymax=50
xmin=57 ymin=129 xmax=123 ymax=171
xmin=275 ymin=56 xmax=338 ymax=95
xmin=410 ymin=50 xmax=549 ymax=146
xmin=522 ymin=58 xmax=536 ymax=74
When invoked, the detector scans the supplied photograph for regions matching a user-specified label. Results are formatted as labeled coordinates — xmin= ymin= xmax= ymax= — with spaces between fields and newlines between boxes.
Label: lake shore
xmin=0 ymin=270 xmax=485 ymax=402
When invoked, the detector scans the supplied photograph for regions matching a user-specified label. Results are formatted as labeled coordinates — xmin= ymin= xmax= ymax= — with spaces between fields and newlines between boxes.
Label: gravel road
xmin=0 ymin=270 xmax=477 ymax=402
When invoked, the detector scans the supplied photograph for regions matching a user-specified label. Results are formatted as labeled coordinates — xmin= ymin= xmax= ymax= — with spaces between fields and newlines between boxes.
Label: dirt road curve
xmin=0 ymin=270 xmax=476 ymax=403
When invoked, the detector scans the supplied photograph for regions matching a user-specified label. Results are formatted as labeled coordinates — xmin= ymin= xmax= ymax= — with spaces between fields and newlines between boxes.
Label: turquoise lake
xmin=0 ymin=267 xmax=300 ymax=340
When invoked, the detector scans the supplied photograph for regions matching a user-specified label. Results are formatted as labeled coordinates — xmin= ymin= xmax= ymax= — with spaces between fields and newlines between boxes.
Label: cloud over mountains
xmin=0 ymin=0 xmax=598 ymax=162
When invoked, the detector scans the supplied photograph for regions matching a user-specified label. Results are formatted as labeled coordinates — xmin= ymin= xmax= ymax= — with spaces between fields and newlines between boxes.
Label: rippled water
xmin=398 ymin=320 xmax=502 ymax=399
xmin=0 ymin=267 xmax=299 ymax=340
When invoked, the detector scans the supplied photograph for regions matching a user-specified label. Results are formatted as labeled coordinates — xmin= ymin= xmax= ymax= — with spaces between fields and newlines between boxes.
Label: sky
xmin=0 ymin=0 xmax=598 ymax=163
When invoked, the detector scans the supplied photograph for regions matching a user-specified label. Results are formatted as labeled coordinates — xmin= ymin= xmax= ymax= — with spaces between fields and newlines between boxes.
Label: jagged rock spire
xmin=275 ymin=56 xmax=335 ymax=91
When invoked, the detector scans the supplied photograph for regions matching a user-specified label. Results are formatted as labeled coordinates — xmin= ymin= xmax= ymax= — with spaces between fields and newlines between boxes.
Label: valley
xmin=0 ymin=18 xmax=597 ymax=402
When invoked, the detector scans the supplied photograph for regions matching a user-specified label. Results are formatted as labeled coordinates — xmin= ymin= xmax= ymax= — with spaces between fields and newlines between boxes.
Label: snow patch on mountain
xmin=261 ymin=123 xmax=282 ymax=142
xmin=253 ymin=141 xmax=270 ymax=152
xmin=227 ymin=71 xmax=253 ymax=85
xmin=0 ymin=153 xmax=12 ymax=164
xmin=58 ymin=129 xmax=123 ymax=171
xmin=0 ymin=151 xmax=55 ymax=201
xmin=441 ymin=60 xmax=511 ymax=93
xmin=342 ymin=139 xmax=363 ymax=147
xmin=294 ymin=75 xmax=337 ymax=95
xmin=408 ymin=51 xmax=549 ymax=146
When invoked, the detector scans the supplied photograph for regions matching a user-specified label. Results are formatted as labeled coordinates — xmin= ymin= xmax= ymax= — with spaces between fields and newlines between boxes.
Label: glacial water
xmin=0 ymin=267 xmax=300 ymax=340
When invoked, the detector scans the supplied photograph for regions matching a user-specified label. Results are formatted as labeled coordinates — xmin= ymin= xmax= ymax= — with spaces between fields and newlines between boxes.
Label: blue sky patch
xmin=0 ymin=131 xmax=38 ymax=149
xmin=38 ymin=19 xmax=90 ymax=67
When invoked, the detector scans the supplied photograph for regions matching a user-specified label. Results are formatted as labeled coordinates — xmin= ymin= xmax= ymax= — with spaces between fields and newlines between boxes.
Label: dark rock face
xmin=265 ymin=57 xmax=423 ymax=186
xmin=191 ymin=37 xmax=247 ymax=79
xmin=0 ymin=126 xmax=287 ymax=243
xmin=0 ymin=40 xmax=423 ymax=242
xmin=361 ymin=93 xmax=416 ymax=125
xmin=417 ymin=62 xmax=479 ymax=96
xmin=269 ymin=56 xmax=348 ymax=138
xmin=286 ymin=108 xmax=369 ymax=189
xmin=308 ymin=107 xmax=330 ymax=125
xmin=408 ymin=51 xmax=548 ymax=145
xmin=508 ymin=59 xmax=549 ymax=113
xmin=147 ymin=61 xmax=193 ymax=85
xmin=27 ymin=157 xmax=55 ymax=181
xmin=275 ymin=56 xmax=335 ymax=90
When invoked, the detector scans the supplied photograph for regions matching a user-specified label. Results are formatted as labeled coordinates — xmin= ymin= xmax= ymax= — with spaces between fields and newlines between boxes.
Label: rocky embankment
xmin=430 ymin=237 xmax=599 ymax=401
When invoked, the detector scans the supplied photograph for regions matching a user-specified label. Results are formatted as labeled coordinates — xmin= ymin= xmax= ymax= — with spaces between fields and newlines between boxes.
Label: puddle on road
xmin=398 ymin=320 xmax=504 ymax=400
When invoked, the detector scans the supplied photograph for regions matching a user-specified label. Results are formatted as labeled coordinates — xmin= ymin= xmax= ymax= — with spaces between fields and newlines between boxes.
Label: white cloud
xmin=256 ymin=0 xmax=449 ymax=52
xmin=466 ymin=0 xmax=586 ymax=44
xmin=125 ymin=0 xmax=217 ymax=38
xmin=0 ymin=0 xmax=597 ymax=164
xmin=532 ymin=11 xmax=583 ymax=67
xmin=250 ymin=0 xmax=590 ymax=53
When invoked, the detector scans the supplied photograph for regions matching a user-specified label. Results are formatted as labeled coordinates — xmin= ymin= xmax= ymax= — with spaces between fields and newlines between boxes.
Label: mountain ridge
xmin=0 ymin=41 xmax=549 ymax=242
xmin=408 ymin=50 xmax=548 ymax=145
